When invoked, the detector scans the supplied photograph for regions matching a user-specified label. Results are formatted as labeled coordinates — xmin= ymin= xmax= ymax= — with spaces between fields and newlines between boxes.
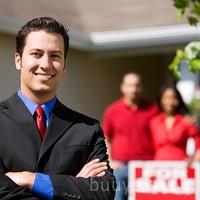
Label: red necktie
xmin=35 ymin=106 xmax=46 ymax=138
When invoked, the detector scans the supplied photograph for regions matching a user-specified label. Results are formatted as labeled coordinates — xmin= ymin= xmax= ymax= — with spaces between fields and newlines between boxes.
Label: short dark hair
xmin=16 ymin=16 xmax=69 ymax=60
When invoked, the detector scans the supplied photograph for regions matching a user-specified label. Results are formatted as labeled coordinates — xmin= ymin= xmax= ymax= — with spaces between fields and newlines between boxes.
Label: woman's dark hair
xmin=16 ymin=17 xmax=69 ymax=61
xmin=158 ymin=84 xmax=189 ymax=115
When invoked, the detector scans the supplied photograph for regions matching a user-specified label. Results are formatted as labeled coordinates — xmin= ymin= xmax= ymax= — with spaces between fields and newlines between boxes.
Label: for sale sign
xmin=128 ymin=161 xmax=200 ymax=200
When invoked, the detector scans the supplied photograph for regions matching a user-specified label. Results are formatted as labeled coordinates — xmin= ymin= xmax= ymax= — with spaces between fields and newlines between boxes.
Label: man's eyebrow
xmin=51 ymin=50 xmax=63 ymax=54
xmin=30 ymin=49 xmax=63 ymax=54
xmin=30 ymin=48 xmax=43 ymax=52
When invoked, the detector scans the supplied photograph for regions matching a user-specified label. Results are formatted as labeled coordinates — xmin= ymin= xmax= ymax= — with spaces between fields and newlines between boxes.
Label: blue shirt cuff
xmin=31 ymin=172 xmax=53 ymax=200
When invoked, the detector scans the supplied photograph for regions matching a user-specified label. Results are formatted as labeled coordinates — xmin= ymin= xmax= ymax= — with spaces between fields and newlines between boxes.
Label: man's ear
xmin=63 ymin=67 xmax=67 ymax=74
xmin=15 ymin=53 xmax=22 ymax=71
xmin=63 ymin=60 xmax=67 ymax=73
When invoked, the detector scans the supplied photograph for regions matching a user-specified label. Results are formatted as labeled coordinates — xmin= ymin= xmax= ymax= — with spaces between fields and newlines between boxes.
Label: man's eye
xmin=31 ymin=52 xmax=41 ymax=57
xmin=51 ymin=54 xmax=61 ymax=59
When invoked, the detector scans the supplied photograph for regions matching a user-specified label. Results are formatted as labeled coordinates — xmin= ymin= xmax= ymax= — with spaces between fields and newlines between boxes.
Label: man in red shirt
xmin=102 ymin=72 xmax=158 ymax=200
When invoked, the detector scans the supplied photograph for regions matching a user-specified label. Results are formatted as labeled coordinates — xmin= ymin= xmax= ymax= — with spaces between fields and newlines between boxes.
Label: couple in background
xmin=103 ymin=72 xmax=200 ymax=200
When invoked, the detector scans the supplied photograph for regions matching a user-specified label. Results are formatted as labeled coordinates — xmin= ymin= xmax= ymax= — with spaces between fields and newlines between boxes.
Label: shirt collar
xmin=120 ymin=97 xmax=151 ymax=110
xmin=17 ymin=90 xmax=57 ymax=120
xmin=120 ymin=97 xmax=139 ymax=110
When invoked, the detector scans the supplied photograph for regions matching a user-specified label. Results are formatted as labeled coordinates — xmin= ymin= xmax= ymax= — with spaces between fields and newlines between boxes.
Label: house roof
xmin=0 ymin=0 xmax=200 ymax=52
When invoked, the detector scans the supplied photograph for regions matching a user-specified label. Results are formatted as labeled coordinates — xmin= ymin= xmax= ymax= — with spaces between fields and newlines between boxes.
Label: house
xmin=1 ymin=0 xmax=200 ymax=120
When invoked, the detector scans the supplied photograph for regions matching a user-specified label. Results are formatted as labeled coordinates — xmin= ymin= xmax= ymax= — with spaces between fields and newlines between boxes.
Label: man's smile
xmin=33 ymin=72 xmax=55 ymax=79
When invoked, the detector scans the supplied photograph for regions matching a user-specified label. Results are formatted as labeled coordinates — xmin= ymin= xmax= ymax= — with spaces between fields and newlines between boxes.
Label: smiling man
xmin=0 ymin=17 xmax=115 ymax=200
xmin=15 ymin=30 xmax=65 ymax=103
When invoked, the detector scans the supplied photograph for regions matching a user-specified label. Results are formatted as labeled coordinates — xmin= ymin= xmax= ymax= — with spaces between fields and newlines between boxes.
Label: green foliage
xmin=169 ymin=42 xmax=200 ymax=78
xmin=174 ymin=0 xmax=189 ymax=9
xmin=188 ymin=97 xmax=200 ymax=116
xmin=169 ymin=50 xmax=184 ymax=79
xmin=170 ymin=1 xmax=200 ymax=79
xmin=174 ymin=0 xmax=200 ymax=25
xmin=188 ymin=16 xmax=199 ymax=25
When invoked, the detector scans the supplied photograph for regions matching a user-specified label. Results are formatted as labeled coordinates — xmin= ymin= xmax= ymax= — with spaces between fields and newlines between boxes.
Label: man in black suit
xmin=0 ymin=17 xmax=115 ymax=200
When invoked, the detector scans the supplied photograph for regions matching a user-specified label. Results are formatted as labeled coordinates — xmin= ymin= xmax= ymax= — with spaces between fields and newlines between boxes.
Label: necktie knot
xmin=35 ymin=106 xmax=46 ymax=139
xmin=35 ymin=105 xmax=44 ymax=118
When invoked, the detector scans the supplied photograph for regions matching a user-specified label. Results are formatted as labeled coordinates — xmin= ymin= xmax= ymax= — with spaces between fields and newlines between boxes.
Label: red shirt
xmin=150 ymin=113 xmax=200 ymax=160
xmin=102 ymin=98 xmax=158 ymax=162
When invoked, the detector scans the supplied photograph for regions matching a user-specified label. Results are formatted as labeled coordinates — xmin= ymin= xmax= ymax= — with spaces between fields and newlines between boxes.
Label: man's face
xmin=120 ymin=74 xmax=142 ymax=101
xmin=15 ymin=30 xmax=65 ymax=98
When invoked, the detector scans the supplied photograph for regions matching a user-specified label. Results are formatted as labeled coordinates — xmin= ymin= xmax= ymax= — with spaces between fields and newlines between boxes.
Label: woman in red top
xmin=150 ymin=84 xmax=200 ymax=161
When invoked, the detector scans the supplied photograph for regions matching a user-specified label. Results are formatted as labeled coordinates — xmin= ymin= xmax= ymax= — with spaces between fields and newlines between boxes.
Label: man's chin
xmin=33 ymin=87 xmax=53 ymax=95
xmin=129 ymin=96 xmax=139 ymax=101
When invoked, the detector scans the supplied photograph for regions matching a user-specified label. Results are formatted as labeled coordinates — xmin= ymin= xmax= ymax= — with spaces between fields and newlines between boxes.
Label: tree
xmin=170 ymin=0 xmax=200 ymax=78
xmin=174 ymin=0 xmax=200 ymax=25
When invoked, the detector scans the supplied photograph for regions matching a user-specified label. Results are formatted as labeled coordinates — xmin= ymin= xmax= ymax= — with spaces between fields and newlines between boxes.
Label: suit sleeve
xmin=50 ymin=122 xmax=116 ymax=200
xmin=0 ymin=160 xmax=40 ymax=200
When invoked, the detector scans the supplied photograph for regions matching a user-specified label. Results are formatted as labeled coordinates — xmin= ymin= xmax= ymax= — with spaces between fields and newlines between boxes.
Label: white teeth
xmin=34 ymin=73 xmax=54 ymax=78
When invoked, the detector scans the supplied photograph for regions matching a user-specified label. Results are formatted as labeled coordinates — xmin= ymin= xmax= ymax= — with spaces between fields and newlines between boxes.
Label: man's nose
xmin=40 ymin=55 xmax=52 ymax=69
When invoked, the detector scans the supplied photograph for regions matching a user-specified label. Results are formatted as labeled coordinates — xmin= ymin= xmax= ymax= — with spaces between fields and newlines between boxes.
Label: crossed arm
xmin=5 ymin=159 xmax=107 ymax=189
xmin=2 ymin=126 xmax=115 ymax=199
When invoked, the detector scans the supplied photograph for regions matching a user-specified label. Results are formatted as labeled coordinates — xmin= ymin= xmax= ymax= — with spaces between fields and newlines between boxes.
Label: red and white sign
xmin=129 ymin=161 xmax=200 ymax=200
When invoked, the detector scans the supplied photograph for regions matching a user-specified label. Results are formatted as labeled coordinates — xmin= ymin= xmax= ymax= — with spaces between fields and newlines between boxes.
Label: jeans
xmin=114 ymin=164 xmax=128 ymax=200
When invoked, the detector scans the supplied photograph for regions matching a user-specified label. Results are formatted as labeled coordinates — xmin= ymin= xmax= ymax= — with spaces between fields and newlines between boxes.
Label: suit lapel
xmin=2 ymin=94 xmax=75 ymax=169
xmin=37 ymin=100 xmax=74 ymax=167
xmin=2 ymin=93 xmax=42 ymax=153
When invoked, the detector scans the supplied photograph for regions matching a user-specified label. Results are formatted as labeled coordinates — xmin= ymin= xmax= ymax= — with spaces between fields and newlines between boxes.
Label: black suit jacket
xmin=0 ymin=93 xmax=115 ymax=200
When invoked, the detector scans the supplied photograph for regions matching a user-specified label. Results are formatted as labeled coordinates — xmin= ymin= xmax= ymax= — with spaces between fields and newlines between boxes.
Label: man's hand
xmin=5 ymin=159 xmax=107 ymax=187
xmin=76 ymin=159 xmax=107 ymax=178
xmin=5 ymin=171 xmax=35 ymax=189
